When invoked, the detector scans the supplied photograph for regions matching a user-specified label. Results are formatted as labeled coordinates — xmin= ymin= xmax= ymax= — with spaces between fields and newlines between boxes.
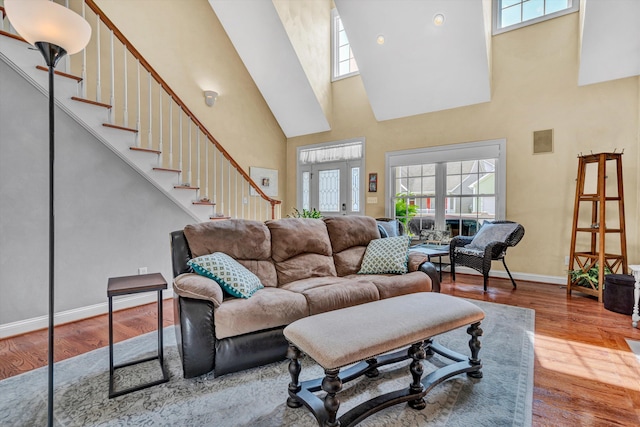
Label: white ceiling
xmin=578 ymin=0 xmax=640 ymax=86
xmin=209 ymin=0 xmax=640 ymax=137
xmin=334 ymin=0 xmax=491 ymax=122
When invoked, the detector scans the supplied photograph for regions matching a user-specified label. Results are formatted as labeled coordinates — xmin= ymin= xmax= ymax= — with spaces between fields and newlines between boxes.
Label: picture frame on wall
xmin=250 ymin=167 xmax=278 ymax=197
xmin=369 ymin=173 xmax=377 ymax=192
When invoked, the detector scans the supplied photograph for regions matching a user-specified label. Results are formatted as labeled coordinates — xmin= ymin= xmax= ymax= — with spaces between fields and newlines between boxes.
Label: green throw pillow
xmin=358 ymin=235 xmax=411 ymax=274
xmin=187 ymin=252 xmax=263 ymax=298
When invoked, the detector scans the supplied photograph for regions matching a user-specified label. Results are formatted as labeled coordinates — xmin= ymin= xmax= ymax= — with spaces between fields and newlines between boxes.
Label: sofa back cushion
xmin=183 ymin=219 xmax=278 ymax=287
xmin=324 ymin=216 xmax=381 ymax=276
xmin=266 ymin=218 xmax=336 ymax=285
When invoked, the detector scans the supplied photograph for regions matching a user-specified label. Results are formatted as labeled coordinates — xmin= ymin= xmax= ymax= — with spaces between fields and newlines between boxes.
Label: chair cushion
xmin=468 ymin=222 xmax=518 ymax=250
xmin=358 ymin=235 xmax=411 ymax=274
xmin=377 ymin=220 xmax=402 ymax=238
xmin=188 ymin=252 xmax=264 ymax=298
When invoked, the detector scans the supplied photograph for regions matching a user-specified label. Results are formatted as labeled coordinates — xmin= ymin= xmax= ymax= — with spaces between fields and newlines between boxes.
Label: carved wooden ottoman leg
xmin=286 ymin=345 xmax=303 ymax=408
xmin=424 ymin=338 xmax=434 ymax=356
xmin=364 ymin=358 xmax=380 ymax=378
xmin=408 ymin=342 xmax=427 ymax=410
xmin=467 ymin=322 xmax=483 ymax=379
xmin=322 ymin=368 xmax=342 ymax=427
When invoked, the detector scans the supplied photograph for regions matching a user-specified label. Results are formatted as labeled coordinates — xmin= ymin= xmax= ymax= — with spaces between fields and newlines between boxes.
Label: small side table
xmin=630 ymin=265 xmax=640 ymax=329
xmin=107 ymin=273 xmax=169 ymax=398
xmin=410 ymin=245 xmax=450 ymax=282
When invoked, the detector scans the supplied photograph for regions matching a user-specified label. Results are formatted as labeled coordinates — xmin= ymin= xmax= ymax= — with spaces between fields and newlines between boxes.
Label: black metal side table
xmin=107 ymin=273 xmax=169 ymax=398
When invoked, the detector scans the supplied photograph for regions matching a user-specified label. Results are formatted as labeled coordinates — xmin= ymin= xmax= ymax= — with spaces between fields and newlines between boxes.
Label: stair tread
xmin=174 ymin=185 xmax=199 ymax=190
xmin=210 ymin=216 xmax=231 ymax=220
xmin=193 ymin=201 xmax=215 ymax=206
xmin=71 ymin=96 xmax=112 ymax=109
xmin=152 ymin=167 xmax=181 ymax=173
xmin=36 ymin=65 xmax=82 ymax=82
xmin=130 ymin=146 xmax=161 ymax=155
xmin=103 ymin=123 xmax=138 ymax=133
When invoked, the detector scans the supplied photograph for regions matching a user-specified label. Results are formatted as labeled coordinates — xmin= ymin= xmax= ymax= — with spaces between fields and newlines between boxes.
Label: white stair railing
xmin=0 ymin=0 xmax=281 ymax=222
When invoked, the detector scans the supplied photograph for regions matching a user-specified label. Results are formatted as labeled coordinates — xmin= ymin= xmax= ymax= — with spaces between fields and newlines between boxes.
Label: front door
xmin=303 ymin=160 xmax=362 ymax=216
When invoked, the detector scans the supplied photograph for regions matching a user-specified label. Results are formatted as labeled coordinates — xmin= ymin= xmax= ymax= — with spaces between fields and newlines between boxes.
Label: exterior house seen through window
xmin=387 ymin=140 xmax=506 ymax=241
xmin=494 ymin=0 xmax=579 ymax=34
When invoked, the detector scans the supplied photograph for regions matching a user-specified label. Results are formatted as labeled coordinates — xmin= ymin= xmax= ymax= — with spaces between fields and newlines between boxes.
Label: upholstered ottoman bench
xmin=283 ymin=293 xmax=485 ymax=427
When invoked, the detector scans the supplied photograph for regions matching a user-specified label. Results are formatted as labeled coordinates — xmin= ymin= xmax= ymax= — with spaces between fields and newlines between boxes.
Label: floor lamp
xmin=4 ymin=1 xmax=91 ymax=425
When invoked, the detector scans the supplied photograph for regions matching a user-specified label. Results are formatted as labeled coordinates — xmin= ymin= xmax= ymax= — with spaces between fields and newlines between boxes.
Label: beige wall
xmin=273 ymin=0 xmax=332 ymax=124
xmin=287 ymin=13 xmax=640 ymax=279
xmin=93 ymin=0 xmax=288 ymax=206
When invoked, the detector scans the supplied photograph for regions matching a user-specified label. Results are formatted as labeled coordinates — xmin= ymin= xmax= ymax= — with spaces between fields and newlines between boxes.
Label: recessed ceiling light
xmin=433 ymin=13 xmax=445 ymax=26
xmin=376 ymin=34 xmax=385 ymax=45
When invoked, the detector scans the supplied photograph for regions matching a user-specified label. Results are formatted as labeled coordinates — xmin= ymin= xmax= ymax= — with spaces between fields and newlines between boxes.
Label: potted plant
xmin=395 ymin=194 xmax=418 ymax=232
xmin=289 ymin=207 xmax=322 ymax=219
xmin=569 ymin=264 xmax=612 ymax=289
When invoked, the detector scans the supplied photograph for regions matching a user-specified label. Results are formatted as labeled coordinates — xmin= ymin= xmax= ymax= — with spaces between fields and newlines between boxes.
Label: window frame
xmin=385 ymin=139 xmax=507 ymax=235
xmin=492 ymin=0 xmax=579 ymax=35
xmin=331 ymin=8 xmax=359 ymax=81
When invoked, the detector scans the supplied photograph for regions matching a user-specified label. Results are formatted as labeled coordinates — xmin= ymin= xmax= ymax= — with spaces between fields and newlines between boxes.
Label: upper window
xmin=331 ymin=9 xmax=359 ymax=81
xmin=493 ymin=0 xmax=579 ymax=35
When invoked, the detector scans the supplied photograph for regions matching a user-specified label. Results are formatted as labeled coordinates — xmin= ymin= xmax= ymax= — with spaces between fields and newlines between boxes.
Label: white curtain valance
xmin=299 ymin=142 xmax=362 ymax=164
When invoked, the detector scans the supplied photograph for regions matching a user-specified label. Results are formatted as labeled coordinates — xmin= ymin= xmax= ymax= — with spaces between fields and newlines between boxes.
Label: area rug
xmin=0 ymin=300 xmax=534 ymax=426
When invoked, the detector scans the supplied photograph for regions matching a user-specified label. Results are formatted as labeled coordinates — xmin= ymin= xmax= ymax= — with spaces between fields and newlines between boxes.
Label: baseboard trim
xmin=452 ymin=266 xmax=566 ymax=286
xmin=0 ymin=289 xmax=174 ymax=339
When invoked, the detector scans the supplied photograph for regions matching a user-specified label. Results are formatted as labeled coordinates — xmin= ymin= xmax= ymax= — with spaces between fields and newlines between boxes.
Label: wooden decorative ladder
xmin=567 ymin=152 xmax=628 ymax=302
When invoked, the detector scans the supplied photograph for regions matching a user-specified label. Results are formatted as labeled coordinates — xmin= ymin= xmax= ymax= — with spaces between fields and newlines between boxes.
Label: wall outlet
xmin=138 ymin=267 xmax=148 ymax=275
xmin=564 ymin=256 xmax=570 ymax=266
xmin=243 ymin=197 xmax=248 ymax=204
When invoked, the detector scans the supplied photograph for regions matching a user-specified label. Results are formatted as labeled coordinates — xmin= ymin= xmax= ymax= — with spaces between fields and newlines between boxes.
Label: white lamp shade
xmin=5 ymin=0 xmax=91 ymax=55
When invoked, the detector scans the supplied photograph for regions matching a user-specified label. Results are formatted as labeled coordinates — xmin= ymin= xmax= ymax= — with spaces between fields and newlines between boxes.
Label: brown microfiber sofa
xmin=169 ymin=215 xmax=439 ymax=378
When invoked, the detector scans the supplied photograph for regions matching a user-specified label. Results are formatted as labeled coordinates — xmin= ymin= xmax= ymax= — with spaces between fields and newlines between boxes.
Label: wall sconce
xmin=204 ymin=90 xmax=218 ymax=107
xmin=433 ymin=13 xmax=445 ymax=26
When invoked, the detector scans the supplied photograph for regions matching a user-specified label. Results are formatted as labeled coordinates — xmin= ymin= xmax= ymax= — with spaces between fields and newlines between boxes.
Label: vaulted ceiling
xmin=209 ymin=0 xmax=640 ymax=138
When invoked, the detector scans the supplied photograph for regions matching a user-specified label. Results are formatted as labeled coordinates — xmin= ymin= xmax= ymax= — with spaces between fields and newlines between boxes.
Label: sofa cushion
xmin=214 ymin=287 xmax=309 ymax=339
xmin=281 ymin=276 xmax=380 ymax=315
xmin=348 ymin=272 xmax=432 ymax=299
xmin=273 ymin=253 xmax=337 ymax=286
xmin=324 ymin=216 xmax=381 ymax=276
xmin=358 ymin=235 xmax=411 ymax=274
xmin=324 ymin=216 xmax=380 ymax=253
xmin=266 ymin=218 xmax=336 ymax=285
xmin=184 ymin=220 xmax=278 ymax=287
xmin=333 ymin=246 xmax=367 ymax=277
xmin=188 ymin=252 xmax=263 ymax=299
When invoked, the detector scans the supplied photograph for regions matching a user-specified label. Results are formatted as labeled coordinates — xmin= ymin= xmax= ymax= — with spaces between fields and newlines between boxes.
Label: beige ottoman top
xmin=283 ymin=293 xmax=485 ymax=370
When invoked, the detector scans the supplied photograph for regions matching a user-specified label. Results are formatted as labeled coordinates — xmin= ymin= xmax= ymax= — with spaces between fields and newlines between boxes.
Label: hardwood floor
xmin=1 ymin=274 xmax=639 ymax=426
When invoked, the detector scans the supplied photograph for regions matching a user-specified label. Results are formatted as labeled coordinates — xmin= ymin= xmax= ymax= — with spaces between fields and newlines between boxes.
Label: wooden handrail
xmin=83 ymin=0 xmax=281 ymax=212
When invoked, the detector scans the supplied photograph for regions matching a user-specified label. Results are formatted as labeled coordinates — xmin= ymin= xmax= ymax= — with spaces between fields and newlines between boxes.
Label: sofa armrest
xmin=418 ymin=261 xmax=440 ymax=293
xmin=407 ymin=252 xmax=440 ymax=292
xmin=173 ymin=273 xmax=224 ymax=307
xmin=173 ymin=294 xmax=216 ymax=378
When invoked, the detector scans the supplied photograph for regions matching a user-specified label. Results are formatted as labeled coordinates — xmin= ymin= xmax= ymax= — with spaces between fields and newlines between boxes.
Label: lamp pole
xmin=4 ymin=2 xmax=91 ymax=426
xmin=35 ymin=41 xmax=67 ymax=427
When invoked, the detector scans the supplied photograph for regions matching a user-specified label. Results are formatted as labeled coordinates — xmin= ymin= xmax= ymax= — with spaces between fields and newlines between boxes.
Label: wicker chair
xmin=449 ymin=220 xmax=525 ymax=291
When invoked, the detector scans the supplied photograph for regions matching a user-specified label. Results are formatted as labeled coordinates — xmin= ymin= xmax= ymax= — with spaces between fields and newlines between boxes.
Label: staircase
xmin=0 ymin=0 xmax=281 ymax=223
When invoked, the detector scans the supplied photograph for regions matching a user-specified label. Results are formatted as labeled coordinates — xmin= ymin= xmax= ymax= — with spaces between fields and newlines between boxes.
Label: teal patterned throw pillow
xmin=188 ymin=252 xmax=263 ymax=298
xmin=358 ymin=235 xmax=411 ymax=275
